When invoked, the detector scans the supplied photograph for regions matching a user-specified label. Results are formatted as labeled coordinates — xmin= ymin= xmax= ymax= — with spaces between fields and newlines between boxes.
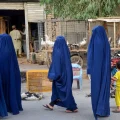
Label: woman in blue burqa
xmin=43 ymin=36 xmax=78 ymax=113
xmin=0 ymin=34 xmax=23 ymax=117
xmin=87 ymin=26 xmax=111 ymax=120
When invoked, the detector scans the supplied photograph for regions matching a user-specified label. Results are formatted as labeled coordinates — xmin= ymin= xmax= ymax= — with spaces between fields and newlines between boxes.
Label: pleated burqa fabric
xmin=48 ymin=36 xmax=77 ymax=111
xmin=0 ymin=77 xmax=8 ymax=117
xmin=87 ymin=26 xmax=111 ymax=120
xmin=0 ymin=34 xmax=23 ymax=117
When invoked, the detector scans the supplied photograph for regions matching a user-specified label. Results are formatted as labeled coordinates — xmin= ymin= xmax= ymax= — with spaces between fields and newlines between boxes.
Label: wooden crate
xmin=26 ymin=70 xmax=52 ymax=93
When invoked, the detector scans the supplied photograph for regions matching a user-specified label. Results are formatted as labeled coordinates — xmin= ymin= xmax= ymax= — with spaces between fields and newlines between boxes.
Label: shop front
xmin=0 ymin=0 xmax=46 ymax=59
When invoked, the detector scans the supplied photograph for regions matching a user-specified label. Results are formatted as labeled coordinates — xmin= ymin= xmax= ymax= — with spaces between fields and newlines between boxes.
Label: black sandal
xmin=43 ymin=105 xmax=53 ymax=110
xmin=86 ymin=93 xmax=91 ymax=97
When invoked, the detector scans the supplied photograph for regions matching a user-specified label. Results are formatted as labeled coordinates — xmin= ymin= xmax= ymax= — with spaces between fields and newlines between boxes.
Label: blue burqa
xmin=0 ymin=34 xmax=23 ymax=116
xmin=48 ymin=36 xmax=77 ymax=111
xmin=87 ymin=26 xmax=111 ymax=120
xmin=0 ymin=78 xmax=8 ymax=117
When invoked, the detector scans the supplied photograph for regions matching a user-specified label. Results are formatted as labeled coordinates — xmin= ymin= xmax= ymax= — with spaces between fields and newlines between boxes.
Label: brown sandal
xmin=66 ymin=110 xmax=73 ymax=113
xmin=112 ymin=109 xmax=120 ymax=113
xmin=66 ymin=109 xmax=78 ymax=113
xmin=73 ymin=109 xmax=78 ymax=113
xmin=43 ymin=104 xmax=53 ymax=110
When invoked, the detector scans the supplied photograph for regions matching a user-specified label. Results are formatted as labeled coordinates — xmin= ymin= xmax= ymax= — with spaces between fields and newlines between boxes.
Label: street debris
xmin=21 ymin=92 xmax=44 ymax=101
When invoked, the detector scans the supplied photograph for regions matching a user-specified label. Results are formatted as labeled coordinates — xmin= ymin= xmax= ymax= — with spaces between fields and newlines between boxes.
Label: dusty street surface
xmin=1 ymin=79 xmax=119 ymax=120
xmin=2 ymin=58 xmax=117 ymax=120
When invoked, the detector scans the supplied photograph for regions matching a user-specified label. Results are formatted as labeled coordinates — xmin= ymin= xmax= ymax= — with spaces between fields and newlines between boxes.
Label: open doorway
xmin=0 ymin=10 xmax=25 ymax=33
xmin=0 ymin=10 xmax=45 ymax=57
xmin=0 ymin=10 xmax=26 ymax=55
xmin=30 ymin=22 xmax=45 ymax=52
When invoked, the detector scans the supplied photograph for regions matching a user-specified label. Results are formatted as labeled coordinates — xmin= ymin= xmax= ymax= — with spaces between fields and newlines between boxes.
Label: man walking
xmin=10 ymin=25 xmax=22 ymax=57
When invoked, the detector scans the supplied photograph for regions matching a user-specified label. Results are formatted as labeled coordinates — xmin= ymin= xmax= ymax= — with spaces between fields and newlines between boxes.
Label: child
xmin=111 ymin=61 xmax=120 ymax=113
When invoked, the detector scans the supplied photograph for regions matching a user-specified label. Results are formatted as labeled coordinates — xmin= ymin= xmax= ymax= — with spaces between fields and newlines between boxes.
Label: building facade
xmin=0 ymin=0 xmax=45 ymax=59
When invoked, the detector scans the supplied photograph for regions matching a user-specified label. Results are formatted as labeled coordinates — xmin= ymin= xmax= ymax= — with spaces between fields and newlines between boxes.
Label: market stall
xmin=88 ymin=17 xmax=120 ymax=50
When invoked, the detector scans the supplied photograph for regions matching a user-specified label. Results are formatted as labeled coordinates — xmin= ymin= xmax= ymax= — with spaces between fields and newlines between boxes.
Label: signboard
xmin=0 ymin=0 xmax=39 ymax=2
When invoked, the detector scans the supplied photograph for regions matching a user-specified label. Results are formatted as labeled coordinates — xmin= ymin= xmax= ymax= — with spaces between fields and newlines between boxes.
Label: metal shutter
xmin=26 ymin=2 xmax=45 ymax=22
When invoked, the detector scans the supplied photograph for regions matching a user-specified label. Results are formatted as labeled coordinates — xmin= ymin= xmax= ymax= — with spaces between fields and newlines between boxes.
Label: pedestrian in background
xmin=10 ymin=25 xmax=22 ymax=57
